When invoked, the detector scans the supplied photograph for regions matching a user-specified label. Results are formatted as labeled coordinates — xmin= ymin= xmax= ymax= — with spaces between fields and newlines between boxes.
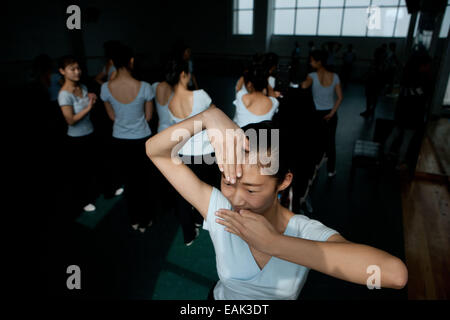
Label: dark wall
xmin=4 ymin=0 xmax=442 ymax=86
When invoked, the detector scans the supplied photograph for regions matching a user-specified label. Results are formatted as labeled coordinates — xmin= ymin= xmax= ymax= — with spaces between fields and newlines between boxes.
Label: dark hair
xmin=240 ymin=120 xmax=291 ymax=186
xmin=103 ymin=40 xmax=121 ymax=60
xmin=58 ymin=55 xmax=79 ymax=70
xmin=244 ymin=63 xmax=268 ymax=92
xmin=165 ymin=59 xmax=190 ymax=86
xmin=111 ymin=44 xmax=134 ymax=70
xmin=310 ymin=49 xmax=327 ymax=65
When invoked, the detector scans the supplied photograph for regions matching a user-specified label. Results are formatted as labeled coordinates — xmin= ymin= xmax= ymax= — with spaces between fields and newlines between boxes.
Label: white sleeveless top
xmin=168 ymin=89 xmax=214 ymax=156
xmin=152 ymin=82 xmax=174 ymax=133
xmin=204 ymin=187 xmax=339 ymax=300
xmin=233 ymin=89 xmax=279 ymax=128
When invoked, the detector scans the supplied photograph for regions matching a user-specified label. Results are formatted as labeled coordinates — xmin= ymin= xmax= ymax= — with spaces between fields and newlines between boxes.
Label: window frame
xmin=232 ymin=0 xmax=255 ymax=36
xmin=271 ymin=0 xmax=412 ymax=38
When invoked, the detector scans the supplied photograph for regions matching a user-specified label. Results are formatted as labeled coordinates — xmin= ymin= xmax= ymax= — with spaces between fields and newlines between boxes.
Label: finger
xmin=215 ymin=145 xmax=224 ymax=173
xmin=238 ymin=209 xmax=258 ymax=220
xmin=235 ymin=133 xmax=245 ymax=178
xmin=225 ymin=227 xmax=240 ymax=236
xmin=216 ymin=217 xmax=239 ymax=232
xmin=221 ymin=142 xmax=230 ymax=182
xmin=226 ymin=132 xmax=236 ymax=183
xmin=216 ymin=210 xmax=245 ymax=230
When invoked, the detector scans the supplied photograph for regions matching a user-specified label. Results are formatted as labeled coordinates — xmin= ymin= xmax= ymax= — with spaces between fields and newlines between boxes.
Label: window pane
xmin=345 ymin=0 xmax=371 ymax=7
xmin=297 ymin=0 xmax=319 ymax=7
xmin=440 ymin=6 xmax=450 ymax=38
xmin=342 ymin=8 xmax=367 ymax=36
xmin=295 ymin=8 xmax=318 ymax=35
xmin=367 ymin=7 xmax=397 ymax=36
xmin=394 ymin=6 xmax=411 ymax=37
xmin=371 ymin=0 xmax=399 ymax=6
xmin=414 ymin=12 xmax=420 ymax=36
xmin=318 ymin=8 xmax=343 ymax=35
xmin=237 ymin=10 xmax=253 ymax=34
xmin=274 ymin=9 xmax=296 ymax=34
xmin=274 ymin=0 xmax=296 ymax=8
xmin=238 ymin=0 xmax=253 ymax=9
xmin=320 ymin=0 xmax=344 ymax=7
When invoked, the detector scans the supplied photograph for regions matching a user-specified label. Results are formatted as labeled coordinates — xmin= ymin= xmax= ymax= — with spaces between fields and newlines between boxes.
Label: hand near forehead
xmin=215 ymin=209 xmax=279 ymax=254
xmin=205 ymin=106 xmax=249 ymax=184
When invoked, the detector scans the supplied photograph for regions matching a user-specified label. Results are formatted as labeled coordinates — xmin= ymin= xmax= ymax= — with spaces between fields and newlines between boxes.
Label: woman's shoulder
xmin=140 ymin=80 xmax=151 ymax=89
xmin=194 ymin=89 xmax=212 ymax=105
xmin=100 ymin=81 xmax=109 ymax=91
xmin=269 ymin=96 xmax=280 ymax=108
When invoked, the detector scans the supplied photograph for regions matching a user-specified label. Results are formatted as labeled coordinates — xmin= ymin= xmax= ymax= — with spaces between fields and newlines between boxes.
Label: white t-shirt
xmin=233 ymin=89 xmax=279 ymax=128
xmin=58 ymin=84 xmax=94 ymax=137
xmin=152 ymin=82 xmax=174 ymax=133
xmin=168 ymin=89 xmax=214 ymax=156
xmin=204 ymin=187 xmax=339 ymax=300
xmin=309 ymin=72 xmax=340 ymax=111
xmin=100 ymin=81 xmax=154 ymax=139
xmin=268 ymin=76 xmax=276 ymax=89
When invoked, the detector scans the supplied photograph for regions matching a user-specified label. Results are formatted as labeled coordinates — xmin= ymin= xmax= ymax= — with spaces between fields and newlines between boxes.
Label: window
xmin=414 ymin=1 xmax=450 ymax=39
xmin=233 ymin=0 xmax=254 ymax=35
xmin=272 ymin=0 xmax=411 ymax=37
xmin=440 ymin=2 xmax=450 ymax=38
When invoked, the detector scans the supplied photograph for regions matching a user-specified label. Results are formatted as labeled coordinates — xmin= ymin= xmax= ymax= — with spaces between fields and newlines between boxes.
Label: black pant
xmin=65 ymin=133 xmax=98 ymax=209
xmin=315 ymin=110 xmax=338 ymax=173
xmin=207 ymin=281 xmax=217 ymax=300
xmin=112 ymin=136 xmax=156 ymax=227
xmin=365 ymin=82 xmax=383 ymax=113
xmin=175 ymin=153 xmax=220 ymax=243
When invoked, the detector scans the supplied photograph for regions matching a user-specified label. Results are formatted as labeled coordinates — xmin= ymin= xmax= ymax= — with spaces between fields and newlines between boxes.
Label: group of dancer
xmin=54 ymin=41 xmax=408 ymax=299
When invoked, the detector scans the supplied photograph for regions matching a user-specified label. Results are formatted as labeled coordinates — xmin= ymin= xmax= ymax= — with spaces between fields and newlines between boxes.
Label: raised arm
xmin=145 ymin=105 xmax=248 ymax=219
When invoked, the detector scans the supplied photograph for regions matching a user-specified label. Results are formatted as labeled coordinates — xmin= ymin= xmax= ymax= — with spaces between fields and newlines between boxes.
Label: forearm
xmin=330 ymin=98 xmax=342 ymax=115
xmin=146 ymin=105 xmax=215 ymax=159
xmin=269 ymin=235 xmax=407 ymax=289
xmin=70 ymin=106 xmax=91 ymax=124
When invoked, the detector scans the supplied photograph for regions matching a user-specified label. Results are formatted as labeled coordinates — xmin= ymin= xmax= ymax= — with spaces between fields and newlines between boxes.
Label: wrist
xmin=266 ymin=233 xmax=284 ymax=256
xmin=200 ymin=105 xmax=218 ymax=129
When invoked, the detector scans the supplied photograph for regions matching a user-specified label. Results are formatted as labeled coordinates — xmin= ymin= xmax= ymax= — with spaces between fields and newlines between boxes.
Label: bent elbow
xmin=389 ymin=258 xmax=409 ymax=289
xmin=145 ymin=139 xmax=154 ymax=159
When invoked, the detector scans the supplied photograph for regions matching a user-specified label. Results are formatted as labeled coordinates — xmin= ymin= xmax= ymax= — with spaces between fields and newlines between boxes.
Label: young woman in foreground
xmin=145 ymin=106 xmax=408 ymax=300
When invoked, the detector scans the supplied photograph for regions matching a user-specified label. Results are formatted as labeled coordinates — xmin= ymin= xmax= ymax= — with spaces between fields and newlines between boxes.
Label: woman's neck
xmin=174 ymin=82 xmax=189 ymax=93
xmin=116 ymin=68 xmax=133 ymax=79
xmin=262 ymin=197 xmax=290 ymax=234
xmin=63 ymin=79 xmax=78 ymax=91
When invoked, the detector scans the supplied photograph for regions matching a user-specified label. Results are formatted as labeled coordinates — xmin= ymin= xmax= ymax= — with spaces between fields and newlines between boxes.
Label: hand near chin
xmin=215 ymin=208 xmax=279 ymax=254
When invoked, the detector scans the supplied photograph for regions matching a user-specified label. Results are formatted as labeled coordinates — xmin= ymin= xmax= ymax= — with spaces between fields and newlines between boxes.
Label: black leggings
xmin=315 ymin=110 xmax=338 ymax=173
xmin=175 ymin=153 xmax=220 ymax=243
xmin=112 ymin=136 xmax=157 ymax=227
xmin=65 ymin=133 xmax=98 ymax=209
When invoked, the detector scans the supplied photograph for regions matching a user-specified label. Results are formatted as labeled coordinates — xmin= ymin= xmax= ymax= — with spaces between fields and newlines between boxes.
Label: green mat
xmin=152 ymin=226 xmax=219 ymax=300
xmin=75 ymin=194 xmax=123 ymax=229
